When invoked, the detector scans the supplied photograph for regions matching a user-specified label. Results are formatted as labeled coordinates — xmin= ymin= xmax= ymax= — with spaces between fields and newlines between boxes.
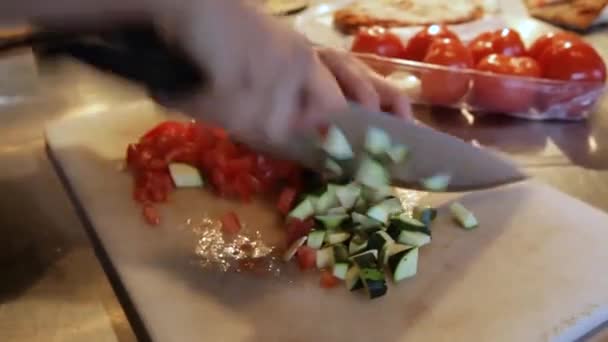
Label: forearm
xmin=0 ymin=0 xmax=181 ymax=28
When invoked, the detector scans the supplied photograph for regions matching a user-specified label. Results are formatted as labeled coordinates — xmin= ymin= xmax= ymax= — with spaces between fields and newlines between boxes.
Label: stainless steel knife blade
xmin=184 ymin=98 xmax=527 ymax=192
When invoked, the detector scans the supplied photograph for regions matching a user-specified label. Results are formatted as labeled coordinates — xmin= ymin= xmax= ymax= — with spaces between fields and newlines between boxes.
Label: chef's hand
xmin=164 ymin=0 xmax=411 ymax=143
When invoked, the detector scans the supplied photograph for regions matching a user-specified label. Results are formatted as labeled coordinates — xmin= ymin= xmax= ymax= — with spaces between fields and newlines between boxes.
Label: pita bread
xmin=525 ymin=0 xmax=608 ymax=30
xmin=333 ymin=0 xmax=486 ymax=34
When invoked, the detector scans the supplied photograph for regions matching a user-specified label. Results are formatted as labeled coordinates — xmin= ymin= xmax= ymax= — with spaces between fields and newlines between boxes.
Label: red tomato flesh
xmin=220 ymin=212 xmax=242 ymax=235
xmin=296 ymin=246 xmax=316 ymax=271
xmin=277 ymin=187 xmax=298 ymax=216
xmin=320 ymin=269 xmax=340 ymax=288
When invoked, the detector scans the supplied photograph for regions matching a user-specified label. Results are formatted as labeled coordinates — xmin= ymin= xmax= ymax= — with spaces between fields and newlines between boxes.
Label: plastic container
xmin=357 ymin=53 xmax=605 ymax=121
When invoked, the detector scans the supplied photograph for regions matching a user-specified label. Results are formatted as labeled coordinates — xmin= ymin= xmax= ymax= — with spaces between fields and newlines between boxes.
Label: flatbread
xmin=263 ymin=0 xmax=309 ymax=15
xmin=333 ymin=0 xmax=486 ymax=34
xmin=525 ymin=0 xmax=608 ymax=30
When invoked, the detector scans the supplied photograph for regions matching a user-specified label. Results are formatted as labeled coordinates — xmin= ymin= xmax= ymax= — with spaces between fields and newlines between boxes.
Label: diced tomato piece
xmin=226 ymin=156 xmax=255 ymax=176
xmin=126 ymin=144 xmax=138 ymax=167
xmin=216 ymin=139 xmax=239 ymax=159
xmin=234 ymin=175 xmax=253 ymax=203
xmin=286 ymin=218 xmax=314 ymax=246
xmin=320 ymin=269 xmax=340 ymax=288
xmin=148 ymin=158 xmax=167 ymax=171
xmin=296 ymin=246 xmax=316 ymax=271
xmin=142 ymin=204 xmax=160 ymax=226
xmin=220 ymin=212 xmax=242 ymax=235
xmin=142 ymin=121 xmax=186 ymax=140
xmin=277 ymin=187 xmax=298 ymax=216
xmin=133 ymin=187 xmax=148 ymax=203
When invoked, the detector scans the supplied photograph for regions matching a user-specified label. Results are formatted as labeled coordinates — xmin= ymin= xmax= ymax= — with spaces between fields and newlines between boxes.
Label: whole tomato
xmin=472 ymin=54 xmax=542 ymax=113
xmin=468 ymin=28 xmax=526 ymax=64
xmin=538 ymin=40 xmax=606 ymax=82
xmin=528 ymin=31 xmax=582 ymax=60
xmin=537 ymin=40 xmax=606 ymax=117
xmin=421 ymin=38 xmax=473 ymax=105
xmin=403 ymin=24 xmax=460 ymax=61
xmin=351 ymin=26 xmax=406 ymax=58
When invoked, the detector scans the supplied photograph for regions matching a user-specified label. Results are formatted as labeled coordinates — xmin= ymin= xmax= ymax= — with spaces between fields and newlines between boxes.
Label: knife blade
xmin=184 ymin=99 xmax=527 ymax=192
xmin=15 ymin=26 xmax=526 ymax=191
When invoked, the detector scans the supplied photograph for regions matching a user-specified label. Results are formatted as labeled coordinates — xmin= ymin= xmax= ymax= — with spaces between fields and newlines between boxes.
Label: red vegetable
xmin=320 ymin=269 xmax=340 ymax=288
xmin=528 ymin=31 xmax=582 ymax=60
xmin=277 ymin=187 xmax=298 ymax=216
xmin=296 ymin=246 xmax=316 ymax=271
xmin=142 ymin=204 xmax=160 ymax=226
xmin=472 ymin=54 xmax=542 ymax=113
xmin=351 ymin=26 xmax=406 ymax=58
xmin=220 ymin=211 xmax=242 ymax=235
xmin=468 ymin=28 xmax=526 ymax=64
xmin=421 ymin=38 xmax=473 ymax=105
xmin=286 ymin=218 xmax=314 ymax=246
xmin=404 ymin=24 xmax=460 ymax=61
xmin=538 ymin=40 xmax=606 ymax=82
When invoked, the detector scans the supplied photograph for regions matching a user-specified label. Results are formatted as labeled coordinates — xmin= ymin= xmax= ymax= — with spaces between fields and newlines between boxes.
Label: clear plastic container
xmin=357 ymin=53 xmax=605 ymax=121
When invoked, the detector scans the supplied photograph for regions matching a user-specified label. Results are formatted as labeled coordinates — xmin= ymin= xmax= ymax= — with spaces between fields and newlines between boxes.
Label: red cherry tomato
xmin=320 ymin=269 xmax=340 ymax=288
xmin=220 ymin=211 xmax=242 ymax=235
xmin=421 ymin=38 xmax=473 ymax=105
xmin=403 ymin=24 xmax=459 ymax=61
xmin=351 ymin=26 xmax=406 ymax=58
xmin=277 ymin=187 xmax=298 ymax=216
xmin=296 ymin=246 xmax=316 ymax=271
xmin=472 ymin=54 xmax=542 ymax=113
xmin=468 ymin=28 xmax=526 ymax=64
xmin=538 ymin=40 xmax=606 ymax=82
xmin=528 ymin=31 xmax=582 ymax=60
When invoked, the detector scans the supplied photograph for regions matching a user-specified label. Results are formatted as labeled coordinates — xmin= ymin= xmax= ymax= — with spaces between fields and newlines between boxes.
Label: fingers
xmin=372 ymin=74 xmax=414 ymax=120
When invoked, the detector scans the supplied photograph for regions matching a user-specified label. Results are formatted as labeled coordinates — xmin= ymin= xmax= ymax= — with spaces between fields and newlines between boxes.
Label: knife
xmin=10 ymin=26 xmax=526 ymax=191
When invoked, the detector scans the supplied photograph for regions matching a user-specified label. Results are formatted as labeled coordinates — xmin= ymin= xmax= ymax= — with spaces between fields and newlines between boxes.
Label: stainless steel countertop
xmin=2 ymin=1 xmax=608 ymax=339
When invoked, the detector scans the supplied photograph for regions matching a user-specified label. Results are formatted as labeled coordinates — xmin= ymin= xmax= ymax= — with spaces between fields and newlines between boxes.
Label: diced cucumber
xmin=315 ymin=185 xmax=339 ymax=214
xmin=322 ymin=125 xmax=354 ymax=160
xmin=367 ymin=231 xmax=394 ymax=252
xmin=316 ymin=214 xmax=349 ymax=230
xmin=168 ymin=163 xmax=204 ymax=188
xmin=350 ymin=249 xmax=378 ymax=269
xmin=360 ymin=268 xmax=387 ymax=299
xmin=336 ymin=183 xmax=361 ymax=209
xmin=352 ymin=212 xmax=381 ymax=229
xmin=355 ymin=156 xmax=389 ymax=189
xmin=413 ymin=206 xmax=437 ymax=226
xmin=365 ymin=127 xmax=392 ymax=157
xmin=333 ymin=262 xmax=350 ymax=280
xmin=353 ymin=197 xmax=368 ymax=213
xmin=363 ymin=186 xmax=393 ymax=204
xmin=367 ymin=197 xmax=403 ymax=225
xmin=380 ymin=243 xmax=412 ymax=266
xmin=450 ymin=202 xmax=478 ymax=229
xmin=388 ymin=247 xmax=419 ymax=283
xmin=316 ymin=247 xmax=335 ymax=269
xmin=345 ymin=266 xmax=363 ymax=291
xmin=325 ymin=230 xmax=351 ymax=245
xmin=387 ymin=144 xmax=409 ymax=164
xmin=327 ymin=207 xmax=348 ymax=215
xmin=288 ymin=198 xmax=315 ymax=220
xmin=421 ymin=173 xmax=451 ymax=191
xmin=307 ymin=230 xmax=325 ymax=249
xmin=333 ymin=244 xmax=349 ymax=262
xmin=348 ymin=235 xmax=368 ymax=255
xmin=390 ymin=214 xmax=430 ymax=235
xmin=282 ymin=236 xmax=307 ymax=262
xmin=324 ymin=158 xmax=343 ymax=177
xmin=397 ymin=230 xmax=431 ymax=247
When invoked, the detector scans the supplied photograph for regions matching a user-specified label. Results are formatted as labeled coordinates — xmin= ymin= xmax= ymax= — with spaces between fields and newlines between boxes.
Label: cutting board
xmin=45 ymin=101 xmax=608 ymax=342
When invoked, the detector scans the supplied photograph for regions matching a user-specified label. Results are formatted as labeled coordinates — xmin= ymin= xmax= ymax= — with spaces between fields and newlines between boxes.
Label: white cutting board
xmin=45 ymin=102 xmax=608 ymax=342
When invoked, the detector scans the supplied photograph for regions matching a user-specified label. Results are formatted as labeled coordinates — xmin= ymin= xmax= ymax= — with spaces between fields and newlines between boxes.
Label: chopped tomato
xmin=142 ymin=204 xmax=160 ymax=226
xmin=142 ymin=121 xmax=186 ymax=140
xmin=286 ymin=218 xmax=314 ymax=246
xmin=220 ymin=212 xmax=242 ymax=235
xmin=320 ymin=269 xmax=340 ymax=288
xmin=277 ymin=187 xmax=298 ymax=216
xmin=296 ymin=246 xmax=316 ymax=271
